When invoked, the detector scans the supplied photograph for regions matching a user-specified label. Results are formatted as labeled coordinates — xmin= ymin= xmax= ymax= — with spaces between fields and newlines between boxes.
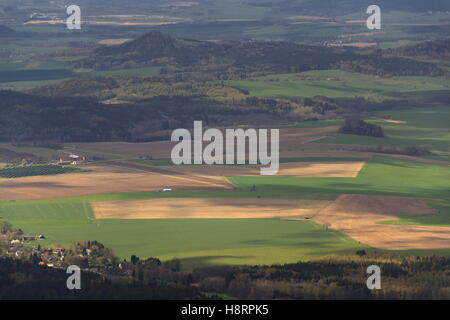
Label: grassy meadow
xmin=227 ymin=70 xmax=450 ymax=101
xmin=316 ymin=107 xmax=450 ymax=154
xmin=230 ymin=156 xmax=450 ymax=201
xmin=6 ymin=216 xmax=367 ymax=269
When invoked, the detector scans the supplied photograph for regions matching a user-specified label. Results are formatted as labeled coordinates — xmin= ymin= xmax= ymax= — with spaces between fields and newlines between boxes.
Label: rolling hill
xmin=79 ymin=31 xmax=443 ymax=77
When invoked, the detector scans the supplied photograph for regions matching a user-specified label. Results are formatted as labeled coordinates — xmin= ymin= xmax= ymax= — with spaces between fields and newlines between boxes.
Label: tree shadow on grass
xmin=177 ymin=255 xmax=252 ymax=270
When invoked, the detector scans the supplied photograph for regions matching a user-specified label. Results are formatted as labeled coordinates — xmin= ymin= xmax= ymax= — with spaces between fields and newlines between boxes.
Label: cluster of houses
xmin=0 ymin=229 xmax=66 ymax=267
xmin=10 ymin=234 xmax=45 ymax=245
xmin=2 ymin=243 xmax=66 ymax=268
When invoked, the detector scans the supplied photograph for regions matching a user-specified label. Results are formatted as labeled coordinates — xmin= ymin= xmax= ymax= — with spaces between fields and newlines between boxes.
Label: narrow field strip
xmin=92 ymin=198 xmax=331 ymax=219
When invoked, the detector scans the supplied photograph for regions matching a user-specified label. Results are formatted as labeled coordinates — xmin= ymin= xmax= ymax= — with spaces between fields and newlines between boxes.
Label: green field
xmin=227 ymin=70 xmax=450 ymax=102
xmin=316 ymin=107 xmax=450 ymax=154
xmin=0 ymin=199 xmax=366 ymax=268
xmin=230 ymin=156 xmax=450 ymax=201
xmin=6 ymin=216 xmax=366 ymax=269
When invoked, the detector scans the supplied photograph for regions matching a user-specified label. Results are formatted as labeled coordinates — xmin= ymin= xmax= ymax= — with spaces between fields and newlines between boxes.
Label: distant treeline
xmin=0 ymin=257 xmax=205 ymax=300
xmin=1 ymin=250 xmax=449 ymax=300
xmin=192 ymin=253 xmax=450 ymax=299
xmin=0 ymin=87 xmax=432 ymax=144
xmin=2 ymin=234 xmax=449 ymax=300
xmin=393 ymin=38 xmax=450 ymax=60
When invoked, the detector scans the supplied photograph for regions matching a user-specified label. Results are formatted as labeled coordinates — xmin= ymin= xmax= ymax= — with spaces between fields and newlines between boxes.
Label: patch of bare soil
xmin=314 ymin=194 xmax=450 ymax=250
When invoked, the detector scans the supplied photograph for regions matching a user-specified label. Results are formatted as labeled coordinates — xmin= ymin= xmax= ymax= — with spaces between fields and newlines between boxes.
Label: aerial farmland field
xmin=1 ymin=155 xmax=449 ymax=270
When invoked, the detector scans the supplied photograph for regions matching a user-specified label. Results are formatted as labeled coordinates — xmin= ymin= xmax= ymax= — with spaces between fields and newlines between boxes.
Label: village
xmin=0 ymin=220 xmax=142 ymax=277
xmin=0 ymin=221 xmax=66 ymax=268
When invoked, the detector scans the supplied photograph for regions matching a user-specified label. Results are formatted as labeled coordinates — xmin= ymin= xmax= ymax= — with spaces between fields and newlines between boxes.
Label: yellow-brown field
xmin=92 ymin=198 xmax=331 ymax=219
xmin=314 ymin=194 xmax=450 ymax=250
xmin=158 ymin=161 xmax=366 ymax=178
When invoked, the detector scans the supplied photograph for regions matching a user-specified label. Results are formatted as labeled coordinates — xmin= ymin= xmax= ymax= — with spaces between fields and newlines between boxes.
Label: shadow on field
xmin=177 ymin=255 xmax=252 ymax=269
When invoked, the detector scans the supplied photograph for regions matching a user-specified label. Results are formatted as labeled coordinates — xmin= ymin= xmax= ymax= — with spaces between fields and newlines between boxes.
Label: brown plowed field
xmin=0 ymin=164 xmax=233 ymax=201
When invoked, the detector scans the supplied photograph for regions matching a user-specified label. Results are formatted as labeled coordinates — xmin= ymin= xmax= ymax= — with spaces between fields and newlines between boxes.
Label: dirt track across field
xmin=313 ymin=194 xmax=450 ymax=250
xmin=93 ymin=198 xmax=331 ymax=219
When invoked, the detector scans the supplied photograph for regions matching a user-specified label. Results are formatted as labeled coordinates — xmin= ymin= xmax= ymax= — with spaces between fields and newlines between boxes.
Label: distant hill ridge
xmin=94 ymin=31 xmax=227 ymax=65
xmin=78 ymin=31 xmax=444 ymax=78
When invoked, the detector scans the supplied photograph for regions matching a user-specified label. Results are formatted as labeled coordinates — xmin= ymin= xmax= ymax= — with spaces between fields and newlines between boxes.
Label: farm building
xmin=58 ymin=154 xmax=86 ymax=165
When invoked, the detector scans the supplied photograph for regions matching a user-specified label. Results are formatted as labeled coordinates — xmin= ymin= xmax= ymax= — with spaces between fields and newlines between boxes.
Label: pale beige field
xmin=0 ymin=164 xmax=232 ymax=201
xmin=375 ymin=117 xmax=407 ymax=124
xmin=25 ymin=20 xmax=181 ymax=26
xmin=98 ymin=39 xmax=132 ymax=45
xmin=158 ymin=161 xmax=366 ymax=178
xmin=93 ymin=198 xmax=331 ymax=219
xmin=314 ymin=194 xmax=450 ymax=250
xmin=285 ymin=15 xmax=329 ymax=21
